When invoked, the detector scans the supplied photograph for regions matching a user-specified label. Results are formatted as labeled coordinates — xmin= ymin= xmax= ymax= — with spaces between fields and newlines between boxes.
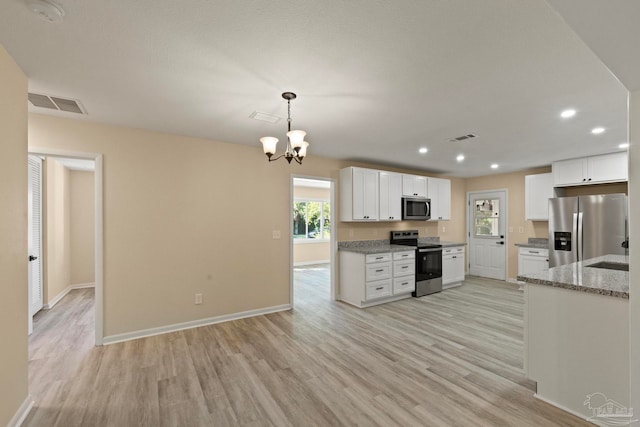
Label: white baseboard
xmin=294 ymin=260 xmax=330 ymax=267
xmin=7 ymin=395 xmax=34 ymax=427
xmin=506 ymin=277 xmax=520 ymax=284
xmin=44 ymin=283 xmax=95 ymax=309
xmin=533 ymin=393 xmax=589 ymax=423
xmin=103 ymin=303 xmax=292 ymax=345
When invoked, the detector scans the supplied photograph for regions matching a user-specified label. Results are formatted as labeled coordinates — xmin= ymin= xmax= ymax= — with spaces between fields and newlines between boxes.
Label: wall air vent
xmin=28 ymin=93 xmax=86 ymax=114
xmin=449 ymin=133 xmax=478 ymax=142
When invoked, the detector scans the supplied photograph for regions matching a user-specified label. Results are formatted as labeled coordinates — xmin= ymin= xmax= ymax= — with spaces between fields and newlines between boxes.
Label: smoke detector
xmin=26 ymin=0 xmax=65 ymax=23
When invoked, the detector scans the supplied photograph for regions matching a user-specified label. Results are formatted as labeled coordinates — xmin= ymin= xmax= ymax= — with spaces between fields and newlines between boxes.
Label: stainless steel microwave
xmin=402 ymin=197 xmax=431 ymax=220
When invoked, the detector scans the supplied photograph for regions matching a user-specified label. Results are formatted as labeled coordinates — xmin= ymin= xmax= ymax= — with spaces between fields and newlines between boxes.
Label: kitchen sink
xmin=585 ymin=261 xmax=629 ymax=272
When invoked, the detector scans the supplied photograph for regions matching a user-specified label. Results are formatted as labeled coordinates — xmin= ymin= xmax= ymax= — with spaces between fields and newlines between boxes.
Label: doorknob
xmin=29 ymin=255 xmax=38 ymax=261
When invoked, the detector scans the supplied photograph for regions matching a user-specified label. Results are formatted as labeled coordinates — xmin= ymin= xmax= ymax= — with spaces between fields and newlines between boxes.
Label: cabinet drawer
xmin=443 ymin=246 xmax=464 ymax=255
xmin=365 ymin=263 xmax=391 ymax=281
xmin=518 ymin=248 xmax=548 ymax=257
xmin=366 ymin=280 xmax=392 ymax=300
xmin=366 ymin=253 xmax=391 ymax=264
xmin=393 ymin=259 xmax=415 ymax=277
xmin=393 ymin=276 xmax=415 ymax=294
xmin=393 ymin=251 xmax=415 ymax=260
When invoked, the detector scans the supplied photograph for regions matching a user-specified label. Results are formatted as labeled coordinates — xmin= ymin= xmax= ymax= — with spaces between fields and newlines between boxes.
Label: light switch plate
xmin=272 ymin=230 xmax=281 ymax=239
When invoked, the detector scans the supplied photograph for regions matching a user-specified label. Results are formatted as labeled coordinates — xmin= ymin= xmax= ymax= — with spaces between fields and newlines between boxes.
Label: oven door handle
xmin=418 ymin=248 xmax=442 ymax=253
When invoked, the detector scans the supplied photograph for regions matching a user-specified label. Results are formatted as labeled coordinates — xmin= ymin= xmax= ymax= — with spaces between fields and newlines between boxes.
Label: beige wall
xmin=293 ymin=185 xmax=330 ymax=265
xmin=465 ymin=167 xmax=551 ymax=280
xmin=29 ymin=113 xmax=467 ymax=337
xmin=70 ymin=171 xmax=95 ymax=285
xmin=44 ymin=158 xmax=71 ymax=303
xmin=0 ymin=44 xmax=28 ymax=426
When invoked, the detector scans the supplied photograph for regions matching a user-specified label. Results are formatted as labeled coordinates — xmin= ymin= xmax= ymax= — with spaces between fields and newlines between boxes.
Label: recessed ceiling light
xmin=419 ymin=147 xmax=428 ymax=154
xmin=490 ymin=164 xmax=499 ymax=169
xmin=591 ymin=127 xmax=605 ymax=135
xmin=619 ymin=143 xmax=630 ymax=149
xmin=560 ymin=109 xmax=576 ymax=118
xmin=456 ymin=154 xmax=465 ymax=162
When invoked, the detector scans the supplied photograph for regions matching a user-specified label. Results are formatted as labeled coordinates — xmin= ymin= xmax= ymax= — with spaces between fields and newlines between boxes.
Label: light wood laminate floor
xmin=25 ymin=269 xmax=590 ymax=426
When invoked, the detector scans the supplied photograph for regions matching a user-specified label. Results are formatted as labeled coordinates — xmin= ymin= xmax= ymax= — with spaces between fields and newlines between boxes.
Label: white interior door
xmin=28 ymin=155 xmax=44 ymax=320
xmin=468 ymin=190 xmax=507 ymax=280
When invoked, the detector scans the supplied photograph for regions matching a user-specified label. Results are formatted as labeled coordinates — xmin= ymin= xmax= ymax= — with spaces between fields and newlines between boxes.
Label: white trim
xmin=28 ymin=148 xmax=104 ymax=345
xmin=533 ymin=393 xmax=589 ymax=423
xmin=293 ymin=239 xmax=330 ymax=245
xmin=7 ymin=395 xmax=34 ymax=427
xmin=294 ymin=260 xmax=330 ymax=267
xmin=506 ymin=278 xmax=520 ymax=284
xmin=43 ymin=283 xmax=96 ymax=309
xmin=103 ymin=304 xmax=291 ymax=345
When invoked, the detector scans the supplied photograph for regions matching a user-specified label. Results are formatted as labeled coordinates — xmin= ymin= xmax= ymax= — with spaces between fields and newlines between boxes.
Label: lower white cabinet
xmin=340 ymin=250 xmax=415 ymax=308
xmin=518 ymin=247 xmax=549 ymax=277
xmin=442 ymin=245 xmax=465 ymax=289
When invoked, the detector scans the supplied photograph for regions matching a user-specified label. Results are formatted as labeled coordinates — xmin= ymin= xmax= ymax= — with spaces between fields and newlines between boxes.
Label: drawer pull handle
xmin=402 ymin=282 xmax=408 ymax=286
xmin=529 ymin=250 xmax=539 ymax=254
xmin=376 ymin=257 xmax=383 ymax=260
xmin=376 ymin=269 xmax=384 ymax=272
xmin=376 ymin=287 xmax=384 ymax=291
xmin=402 ymin=266 xmax=408 ymax=269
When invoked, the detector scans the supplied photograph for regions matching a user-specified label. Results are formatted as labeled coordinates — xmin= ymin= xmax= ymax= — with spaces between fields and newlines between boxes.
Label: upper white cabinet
xmin=427 ymin=177 xmax=451 ymax=221
xmin=340 ymin=167 xmax=379 ymax=221
xmin=402 ymin=175 xmax=428 ymax=197
xmin=552 ymin=152 xmax=627 ymax=187
xmin=525 ymin=173 xmax=554 ymax=221
xmin=379 ymin=171 xmax=402 ymax=221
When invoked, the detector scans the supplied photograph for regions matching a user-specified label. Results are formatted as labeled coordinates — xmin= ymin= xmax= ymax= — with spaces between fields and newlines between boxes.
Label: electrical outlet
xmin=518 ymin=226 xmax=524 ymax=233
xmin=195 ymin=293 xmax=203 ymax=305
xmin=509 ymin=226 xmax=514 ymax=233
xmin=272 ymin=230 xmax=281 ymax=239
xmin=441 ymin=226 xmax=446 ymax=233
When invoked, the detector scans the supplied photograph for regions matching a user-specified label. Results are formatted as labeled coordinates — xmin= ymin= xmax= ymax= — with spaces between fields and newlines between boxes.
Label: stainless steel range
xmin=390 ymin=230 xmax=443 ymax=297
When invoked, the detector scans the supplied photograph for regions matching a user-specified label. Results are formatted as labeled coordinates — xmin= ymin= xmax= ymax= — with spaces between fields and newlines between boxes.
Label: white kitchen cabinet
xmin=340 ymin=167 xmax=379 ymax=221
xmin=427 ymin=177 xmax=451 ymax=221
xmin=442 ymin=246 xmax=465 ymax=289
xmin=379 ymin=171 xmax=402 ymax=221
xmin=518 ymin=247 xmax=549 ymax=277
xmin=402 ymin=174 xmax=428 ymax=197
xmin=552 ymin=152 xmax=627 ymax=187
xmin=340 ymin=250 xmax=415 ymax=308
xmin=525 ymin=173 xmax=554 ymax=221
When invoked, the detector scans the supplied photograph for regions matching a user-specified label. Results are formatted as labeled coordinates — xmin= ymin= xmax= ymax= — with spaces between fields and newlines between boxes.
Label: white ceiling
xmin=0 ymin=0 xmax=630 ymax=177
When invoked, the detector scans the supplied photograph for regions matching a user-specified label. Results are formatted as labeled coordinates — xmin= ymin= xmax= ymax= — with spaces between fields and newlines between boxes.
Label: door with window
xmin=468 ymin=190 xmax=507 ymax=280
xmin=28 ymin=155 xmax=44 ymax=319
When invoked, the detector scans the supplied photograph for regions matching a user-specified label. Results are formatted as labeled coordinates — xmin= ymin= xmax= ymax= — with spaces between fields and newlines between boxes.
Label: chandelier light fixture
xmin=260 ymin=92 xmax=309 ymax=164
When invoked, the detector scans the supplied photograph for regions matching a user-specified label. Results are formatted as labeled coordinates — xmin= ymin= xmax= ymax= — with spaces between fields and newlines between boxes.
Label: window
xmin=293 ymin=199 xmax=331 ymax=240
xmin=474 ymin=198 xmax=500 ymax=237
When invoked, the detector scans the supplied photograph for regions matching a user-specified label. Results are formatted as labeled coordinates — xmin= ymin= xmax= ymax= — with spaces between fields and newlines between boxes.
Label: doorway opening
xmin=467 ymin=189 xmax=508 ymax=281
xmin=290 ymin=176 xmax=336 ymax=308
xmin=28 ymin=148 xmax=104 ymax=345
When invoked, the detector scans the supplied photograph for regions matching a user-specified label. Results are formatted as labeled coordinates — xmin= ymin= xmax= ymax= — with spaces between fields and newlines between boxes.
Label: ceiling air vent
xmin=249 ymin=111 xmax=281 ymax=124
xmin=28 ymin=93 xmax=86 ymax=114
xmin=449 ymin=133 xmax=478 ymax=142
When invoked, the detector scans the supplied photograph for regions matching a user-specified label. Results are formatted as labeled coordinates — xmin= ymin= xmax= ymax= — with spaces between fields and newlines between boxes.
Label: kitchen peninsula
xmin=518 ymin=255 xmax=630 ymax=421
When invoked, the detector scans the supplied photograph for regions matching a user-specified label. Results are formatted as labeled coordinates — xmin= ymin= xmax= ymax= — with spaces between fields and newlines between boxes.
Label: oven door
xmin=416 ymin=248 xmax=443 ymax=281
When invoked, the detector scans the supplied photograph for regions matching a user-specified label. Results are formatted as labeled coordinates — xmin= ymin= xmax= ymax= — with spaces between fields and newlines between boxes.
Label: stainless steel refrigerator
xmin=548 ymin=194 xmax=628 ymax=267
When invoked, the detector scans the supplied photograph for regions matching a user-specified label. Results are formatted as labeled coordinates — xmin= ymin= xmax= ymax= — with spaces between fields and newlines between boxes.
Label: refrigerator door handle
xmin=577 ymin=211 xmax=583 ymax=262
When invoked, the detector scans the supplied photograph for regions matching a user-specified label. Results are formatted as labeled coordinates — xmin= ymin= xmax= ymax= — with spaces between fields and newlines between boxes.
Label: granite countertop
xmin=518 ymin=254 xmax=629 ymax=299
xmin=439 ymin=241 xmax=466 ymax=248
xmin=338 ymin=238 xmax=466 ymax=254
xmin=338 ymin=244 xmax=417 ymax=254
xmin=515 ymin=238 xmax=549 ymax=249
